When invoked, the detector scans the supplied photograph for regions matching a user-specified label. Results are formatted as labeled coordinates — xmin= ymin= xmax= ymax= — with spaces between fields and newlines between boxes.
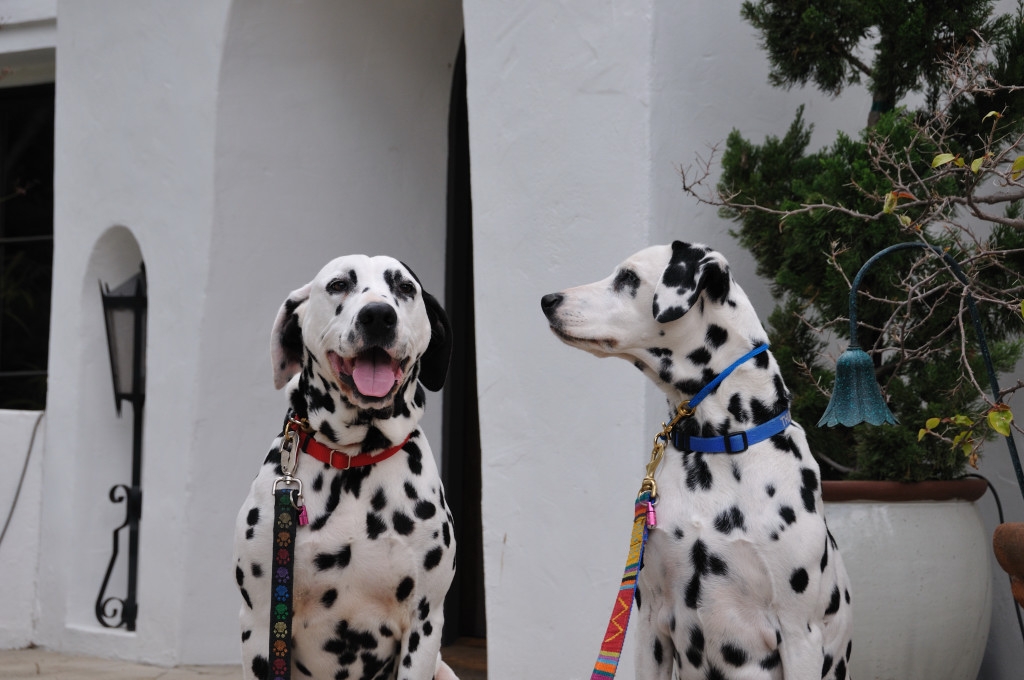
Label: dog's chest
xmin=643 ymin=443 xmax=825 ymax=583
xmin=235 ymin=439 xmax=454 ymax=625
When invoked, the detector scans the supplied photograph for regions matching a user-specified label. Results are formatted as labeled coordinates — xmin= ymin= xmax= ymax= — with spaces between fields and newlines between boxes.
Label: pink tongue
xmin=352 ymin=354 xmax=397 ymax=397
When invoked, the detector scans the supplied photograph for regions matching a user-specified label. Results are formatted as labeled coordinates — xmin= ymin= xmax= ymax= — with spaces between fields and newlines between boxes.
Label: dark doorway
xmin=0 ymin=83 xmax=54 ymax=409
xmin=441 ymin=38 xmax=486 ymax=647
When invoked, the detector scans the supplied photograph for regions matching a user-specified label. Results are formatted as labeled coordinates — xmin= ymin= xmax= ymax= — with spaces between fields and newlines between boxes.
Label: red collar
xmin=285 ymin=417 xmax=410 ymax=470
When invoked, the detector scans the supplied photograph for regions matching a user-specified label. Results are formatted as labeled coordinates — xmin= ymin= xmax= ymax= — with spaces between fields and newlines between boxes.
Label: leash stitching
xmin=270 ymin=489 xmax=297 ymax=680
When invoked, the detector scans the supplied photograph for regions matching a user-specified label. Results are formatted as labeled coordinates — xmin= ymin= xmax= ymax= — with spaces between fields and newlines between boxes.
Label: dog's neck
xmin=642 ymin=303 xmax=789 ymax=441
xmin=287 ymin=353 xmax=425 ymax=455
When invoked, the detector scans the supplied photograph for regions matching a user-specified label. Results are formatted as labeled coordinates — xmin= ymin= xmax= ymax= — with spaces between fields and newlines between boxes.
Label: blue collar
xmin=673 ymin=410 xmax=792 ymax=454
xmin=687 ymin=344 xmax=769 ymax=409
xmin=670 ymin=344 xmax=792 ymax=454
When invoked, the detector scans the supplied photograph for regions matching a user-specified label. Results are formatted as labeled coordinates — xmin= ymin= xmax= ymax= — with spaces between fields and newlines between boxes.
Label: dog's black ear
xmin=652 ymin=241 xmax=731 ymax=323
xmin=418 ymin=289 xmax=452 ymax=392
xmin=271 ymin=282 xmax=312 ymax=390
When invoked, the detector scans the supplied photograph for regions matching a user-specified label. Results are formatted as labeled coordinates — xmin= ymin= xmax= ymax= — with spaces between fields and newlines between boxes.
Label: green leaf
xmin=971 ymin=157 xmax=984 ymax=174
xmin=983 ymin=110 xmax=1002 ymax=121
xmin=899 ymin=215 xmax=912 ymax=227
xmin=962 ymin=442 xmax=974 ymax=458
xmin=925 ymin=417 xmax=941 ymax=430
xmin=918 ymin=428 xmax=927 ymax=442
xmin=932 ymin=153 xmax=957 ymax=168
xmin=883 ymin=191 xmax=897 ymax=214
xmin=988 ymin=406 xmax=1014 ymax=437
xmin=1012 ymin=156 xmax=1024 ymax=180
xmin=952 ymin=414 xmax=973 ymax=428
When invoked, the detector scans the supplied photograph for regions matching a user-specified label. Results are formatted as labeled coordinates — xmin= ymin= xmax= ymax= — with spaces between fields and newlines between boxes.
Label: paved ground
xmin=0 ymin=647 xmax=237 ymax=679
xmin=0 ymin=643 xmax=486 ymax=679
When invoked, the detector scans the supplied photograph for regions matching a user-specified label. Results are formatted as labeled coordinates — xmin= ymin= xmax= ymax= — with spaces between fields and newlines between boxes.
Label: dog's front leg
xmin=634 ymin=623 xmax=675 ymax=680
xmin=777 ymin=615 xmax=825 ymax=680
xmin=633 ymin=600 xmax=675 ymax=680
xmin=397 ymin=612 xmax=455 ymax=680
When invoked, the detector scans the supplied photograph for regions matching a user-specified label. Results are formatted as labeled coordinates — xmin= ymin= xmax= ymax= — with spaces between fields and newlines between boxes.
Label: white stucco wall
xmin=0 ymin=0 xmax=1019 ymax=676
xmin=0 ymin=0 xmax=56 ymax=86
xmin=462 ymin=1 xmax=867 ymax=676
xmin=0 ymin=411 xmax=45 ymax=648
xmin=464 ymin=3 xmax=655 ymax=678
xmin=202 ymin=0 xmax=462 ymax=664
xmin=0 ymin=1 xmax=54 ymax=653
xmin=37 ymin=0 xmax=462 ymax=666
xmin=39 ymin=0 xmax=232 ymax=665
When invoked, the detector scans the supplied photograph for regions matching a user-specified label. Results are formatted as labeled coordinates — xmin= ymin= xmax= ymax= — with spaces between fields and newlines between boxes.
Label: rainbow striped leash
xmin=591 ymin=489 xmax=656 ymax=678
xmin=590 ymin=399 xmax=692 ymax=679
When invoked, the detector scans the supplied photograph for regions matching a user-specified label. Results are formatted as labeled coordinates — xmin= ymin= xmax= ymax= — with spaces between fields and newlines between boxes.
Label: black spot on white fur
xmin=396 ymin=577 xmax=414 ymax=602
xmin=790 ymin=567 xmax=809 ymax=593
xmin=713 ymin=506 xmax=745 ymax=534
xmin=705 ymin=324 xmax=728 ymax=348
xmin=612 ymin=268 xmax=641 ymax=297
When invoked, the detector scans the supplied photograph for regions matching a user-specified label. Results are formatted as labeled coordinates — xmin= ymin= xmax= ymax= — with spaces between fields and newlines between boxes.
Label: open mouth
xmin=328 ymin=347 xmax=404 ymax=400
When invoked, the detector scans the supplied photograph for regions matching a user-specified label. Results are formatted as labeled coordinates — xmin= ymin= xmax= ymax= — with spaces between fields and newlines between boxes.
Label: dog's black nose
xmin=357 ymin=302 xmax=398 ymax=339
xmin=540 ymin=293 xmax=564 ymax=318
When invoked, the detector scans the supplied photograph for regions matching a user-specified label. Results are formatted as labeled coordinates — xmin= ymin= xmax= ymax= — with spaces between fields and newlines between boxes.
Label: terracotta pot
xmin=823 ymin=479 xmax=992 ymax=680
xmin=822 ymin=478 xmax=988 ymax=503
xmin=992 ymin=522 xmax=1024 ymax=606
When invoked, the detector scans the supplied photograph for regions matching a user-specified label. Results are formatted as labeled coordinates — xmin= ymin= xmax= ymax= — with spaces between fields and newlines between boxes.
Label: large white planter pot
xmin=823 ymin=480 xmax=992 ymax=680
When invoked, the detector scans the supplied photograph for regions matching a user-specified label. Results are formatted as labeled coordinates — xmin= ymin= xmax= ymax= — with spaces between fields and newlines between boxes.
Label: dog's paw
xmin=434 ymin=655 xmax=460 ymax=680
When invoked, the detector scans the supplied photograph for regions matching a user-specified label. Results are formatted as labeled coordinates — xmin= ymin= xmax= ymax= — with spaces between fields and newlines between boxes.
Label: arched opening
xmin=68 ymin=226 xmax=145 ymax=631
xmin=212 ymin=0 xmax=483 ymax=668
xmin=442 ymin=37 xmax=486 ymax=652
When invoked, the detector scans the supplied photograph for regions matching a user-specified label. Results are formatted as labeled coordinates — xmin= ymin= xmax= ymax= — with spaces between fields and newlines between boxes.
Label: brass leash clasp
xmin=638 ymin=401 xmax=695 ymax=500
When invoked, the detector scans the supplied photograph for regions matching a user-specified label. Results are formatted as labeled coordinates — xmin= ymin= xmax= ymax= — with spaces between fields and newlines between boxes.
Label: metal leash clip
xmin=274 ymin=421 xmax=307 ymax=523
xmin=639 ymin=401 xmax=695 ymax=502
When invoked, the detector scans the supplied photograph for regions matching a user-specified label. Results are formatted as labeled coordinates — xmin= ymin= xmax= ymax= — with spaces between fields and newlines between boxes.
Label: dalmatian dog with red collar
xmin=541 ymin=241 xmax=853 ymax=680
xmin=234 ymin=255 xmax=459 ymax=680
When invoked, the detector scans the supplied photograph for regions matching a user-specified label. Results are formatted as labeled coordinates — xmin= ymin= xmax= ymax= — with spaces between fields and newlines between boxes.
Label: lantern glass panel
xmin=104 ymin=304 xmax=137 ymax=397
xmin=100 ymin=268 xmax=147 ymax=408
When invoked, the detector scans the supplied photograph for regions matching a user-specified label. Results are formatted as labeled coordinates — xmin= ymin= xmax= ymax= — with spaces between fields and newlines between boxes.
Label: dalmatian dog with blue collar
xmin=233 ymin=255 xmax=459 ymax=680
xmin=541 ymin=241 xmax=853 ymax=680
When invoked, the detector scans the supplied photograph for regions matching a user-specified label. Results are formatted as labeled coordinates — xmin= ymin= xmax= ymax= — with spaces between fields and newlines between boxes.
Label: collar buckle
xmin=722 ymin=431 xmax=749 ymax=453
xmin=329 ymin=449 xmax=353 ymax=470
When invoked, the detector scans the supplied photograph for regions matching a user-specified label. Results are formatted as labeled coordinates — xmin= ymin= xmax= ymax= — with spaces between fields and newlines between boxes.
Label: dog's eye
xmin=398 ymin=281 xmax=417 ymax=297
xmin=327 ymin=279 xmax=350 ymax=294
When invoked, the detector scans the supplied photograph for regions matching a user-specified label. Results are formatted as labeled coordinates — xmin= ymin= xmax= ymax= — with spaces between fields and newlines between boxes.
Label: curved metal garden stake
xmin=819 ymin=242 xmax=1024 ymax=503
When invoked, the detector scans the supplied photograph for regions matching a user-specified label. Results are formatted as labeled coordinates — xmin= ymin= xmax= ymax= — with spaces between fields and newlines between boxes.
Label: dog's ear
xmin=652 ymin=241 xmax=731 ymax=323
xmin=418 ymin=289 xmax=452 ymax=392
xmin=271 ymin=282 xmax=312 ymax=390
